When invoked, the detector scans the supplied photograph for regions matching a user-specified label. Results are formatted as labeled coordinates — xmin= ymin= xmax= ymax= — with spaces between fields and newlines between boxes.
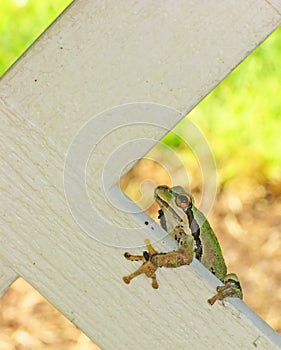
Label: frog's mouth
xmin=154 ymin=185 xmax=173 ymax=202
xmin=154 ymin=186 xmax=184 ymax=222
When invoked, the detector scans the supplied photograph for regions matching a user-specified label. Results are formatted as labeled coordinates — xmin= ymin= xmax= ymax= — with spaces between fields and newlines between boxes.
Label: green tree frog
xmin=123 ymin=185 xmax=242 ymax=304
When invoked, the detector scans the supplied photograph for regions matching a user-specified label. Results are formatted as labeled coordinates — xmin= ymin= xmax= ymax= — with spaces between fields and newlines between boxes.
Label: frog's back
xmin=194 ymin=207 xmax=227 ymax=280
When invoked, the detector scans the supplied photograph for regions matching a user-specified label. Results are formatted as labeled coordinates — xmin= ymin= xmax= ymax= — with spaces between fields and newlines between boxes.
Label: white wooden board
xmin=1 ymin=1 xmax=281 ymax=349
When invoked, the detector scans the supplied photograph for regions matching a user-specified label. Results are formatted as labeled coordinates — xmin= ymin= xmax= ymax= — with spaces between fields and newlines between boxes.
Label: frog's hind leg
xmin=208 ymin=273 xmax=242 ymax=305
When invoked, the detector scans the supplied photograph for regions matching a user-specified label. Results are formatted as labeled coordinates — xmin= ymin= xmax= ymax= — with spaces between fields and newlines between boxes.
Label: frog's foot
xmin=208 ymin=273 xmax=242 ymax=305
xmin=123 ymin=240 xmax=159 ymax=289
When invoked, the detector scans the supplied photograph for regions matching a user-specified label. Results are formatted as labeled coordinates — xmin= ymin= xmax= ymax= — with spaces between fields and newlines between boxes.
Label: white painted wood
xmin=0 ymin=265 xmax=18 ymax=298
xmin=268 ymin=0 xmax=281 ymax=13
xmin=0 ymin=1 xmax=281 ymax=349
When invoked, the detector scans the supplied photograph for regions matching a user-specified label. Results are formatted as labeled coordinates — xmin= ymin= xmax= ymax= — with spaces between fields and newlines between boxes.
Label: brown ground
xmin=0 ymin=159 xmax=280 ymax=349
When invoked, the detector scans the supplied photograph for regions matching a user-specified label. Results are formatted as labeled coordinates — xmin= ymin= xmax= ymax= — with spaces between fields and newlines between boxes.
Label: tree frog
xmin=123 ymin=185 xmax=242 ymax=304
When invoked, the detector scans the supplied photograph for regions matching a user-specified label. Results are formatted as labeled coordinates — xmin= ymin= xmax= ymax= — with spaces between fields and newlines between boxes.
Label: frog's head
xmin=154 ymin=185 xmax=193 ymax=213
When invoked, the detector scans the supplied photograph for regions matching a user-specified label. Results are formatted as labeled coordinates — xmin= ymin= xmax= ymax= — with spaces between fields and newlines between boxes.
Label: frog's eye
xmin=175 ymin=194 xmax=192 ymax=209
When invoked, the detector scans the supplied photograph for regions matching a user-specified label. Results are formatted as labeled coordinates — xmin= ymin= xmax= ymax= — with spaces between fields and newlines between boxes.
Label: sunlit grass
xmin=165 ymin=27 xmax=281 ymax=186
xmin=0 ymin=0 xmax=72 ymax=76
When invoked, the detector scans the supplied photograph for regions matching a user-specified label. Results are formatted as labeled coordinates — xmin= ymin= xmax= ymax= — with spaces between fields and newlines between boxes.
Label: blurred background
xmin=0 ymin=0 xmax=280 ymax=348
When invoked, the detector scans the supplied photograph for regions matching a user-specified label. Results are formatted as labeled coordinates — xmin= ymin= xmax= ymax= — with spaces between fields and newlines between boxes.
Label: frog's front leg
xmin=208 ymin=273 xmax=243 ymax=305
xmin=123 ymin=238 xmax=194 ymax=289
xmin=123 ymin=239 xmax=159 ymax=288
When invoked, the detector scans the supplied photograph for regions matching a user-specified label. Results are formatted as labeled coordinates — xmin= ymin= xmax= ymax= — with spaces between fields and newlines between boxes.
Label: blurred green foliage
xmin=0 ymin=0 xmax=72 ymax=76
xmin=164 ymin=27 xmax=281 ymax=184
xmin=0 ymin=1 xmax=280 ymax=185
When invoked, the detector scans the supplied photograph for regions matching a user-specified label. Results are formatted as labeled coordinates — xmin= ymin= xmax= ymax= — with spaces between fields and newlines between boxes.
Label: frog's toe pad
xmin=123 ymin=276 xmax=131 ymax=284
